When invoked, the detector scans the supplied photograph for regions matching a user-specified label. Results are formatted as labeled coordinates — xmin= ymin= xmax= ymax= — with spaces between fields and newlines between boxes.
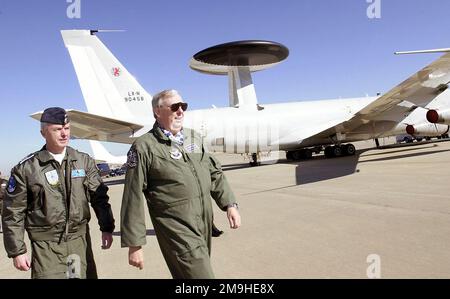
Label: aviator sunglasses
xmin=168 ymin=102 xmax=188 ymax=112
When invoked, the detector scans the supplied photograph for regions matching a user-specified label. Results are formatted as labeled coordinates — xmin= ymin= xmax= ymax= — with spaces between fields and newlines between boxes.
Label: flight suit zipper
xmin=55 ymin=161 xmax=67 ymax=243
xmin=56 ymin=158 xmax=71 ymax=244
xmin=179 ymin=145 xmax=206 ymax=233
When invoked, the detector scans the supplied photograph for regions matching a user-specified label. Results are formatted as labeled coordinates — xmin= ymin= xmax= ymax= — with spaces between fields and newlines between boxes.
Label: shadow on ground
xmin=103 ymin=141 xmax=450 ymax=189
xmin=230 ymin=141 xmax=450 ymax=193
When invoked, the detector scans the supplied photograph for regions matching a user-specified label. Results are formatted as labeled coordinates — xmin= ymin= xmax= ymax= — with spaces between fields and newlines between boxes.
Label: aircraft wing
xmin=291 ymin=52 xmax=450 ymax=144
xmin=30 ymin=109 xmax=143 ymax=144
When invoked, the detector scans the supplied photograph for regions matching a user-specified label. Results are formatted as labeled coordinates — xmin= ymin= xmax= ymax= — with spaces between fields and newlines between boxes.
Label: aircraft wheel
xmin=249 ymin=153 xmax=260 ymax=166
xmin=286 ymin=151 xmax=294 ymax=160
xmin=303 ymin=149 xmax=313 ymax=159
xmin=292 ymin=150 xmax=302 ymax=160
xmin=332 ymin=145 xmax=342 ymax=157
xmin=324 ymin=146 xmax=334 ymax=158
xmin=344 ymin=144 xmax=356 ymax=156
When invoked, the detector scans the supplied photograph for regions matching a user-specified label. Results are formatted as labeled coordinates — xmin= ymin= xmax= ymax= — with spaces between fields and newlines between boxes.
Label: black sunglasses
xmin=168 ymin=102 xmax=188 ymax=112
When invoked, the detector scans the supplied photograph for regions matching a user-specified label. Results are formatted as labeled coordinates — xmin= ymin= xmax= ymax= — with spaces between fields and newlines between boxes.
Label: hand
xmin=128 ymin=246 xmax=144 ymax=270
xmin=227 ymin=206 xmax=241 ymax=229
xmin=101 ymin=232 xmax=113 ymax=249
xmin=13 ymin=253 xmax=31 ymax=271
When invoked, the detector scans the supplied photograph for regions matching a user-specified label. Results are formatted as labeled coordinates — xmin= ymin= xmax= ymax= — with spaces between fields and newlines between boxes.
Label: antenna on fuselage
xmin=189 ymin=40 xmax=289 ymax=111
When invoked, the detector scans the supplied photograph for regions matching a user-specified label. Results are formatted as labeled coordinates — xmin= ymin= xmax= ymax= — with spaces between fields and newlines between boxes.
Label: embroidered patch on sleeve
xmin=126 ymin=146 xmax=138 ymax=168
xmin=7 ymin=176 xmax=16 ymax=193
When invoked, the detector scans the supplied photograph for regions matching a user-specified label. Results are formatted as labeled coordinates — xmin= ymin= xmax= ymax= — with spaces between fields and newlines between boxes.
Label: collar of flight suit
xmin=35 ymin=145 xmax=78 ymax=164
xmin=151 ymin=121 xmax=199 ymax=154
xmin=151 ymin=121 xmax=173 ymax=144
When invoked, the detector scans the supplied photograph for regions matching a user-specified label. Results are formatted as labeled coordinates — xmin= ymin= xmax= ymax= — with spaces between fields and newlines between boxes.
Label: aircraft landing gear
xmin=286 ymin=148 xmax=313 ymax=161
xmin=342 ymin=144 xmax=356 ymax=155
xmin=286 ymin=144 xmax=355 ymax=161
xmin=249 ymin=153 xmax=260 ymax=167
xmin=374 ymin=138 xmax=380 ymax=148
xmin=324 ymin=144 xmax=355 ymax=158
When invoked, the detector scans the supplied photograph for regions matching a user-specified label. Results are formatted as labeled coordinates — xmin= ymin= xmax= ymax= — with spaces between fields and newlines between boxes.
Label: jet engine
xmin=406 ymin=123 xmax=449 ymax=136
xmin=426 ymin=109 xmax=450 ymax=125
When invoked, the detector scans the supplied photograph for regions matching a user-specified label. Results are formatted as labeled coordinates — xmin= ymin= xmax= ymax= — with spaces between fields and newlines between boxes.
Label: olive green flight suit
xmin=2 ymin=146 xmax=115 ymax=279
xmin=0 ymin=177 xmax=6 ymax=216
xmin=121 ymin=123 xmax=236 ymax=279
xmin=0 ymin=177 xmax=6 ymax=232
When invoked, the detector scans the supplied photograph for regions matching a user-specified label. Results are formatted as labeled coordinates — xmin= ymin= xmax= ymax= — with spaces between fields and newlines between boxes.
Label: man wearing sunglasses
xmin=121 ymin=89 xmax=241 ymax=278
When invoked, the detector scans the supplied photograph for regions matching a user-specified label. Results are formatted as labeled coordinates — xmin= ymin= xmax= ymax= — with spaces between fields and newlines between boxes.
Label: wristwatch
xmin=227 ymin=203 xmax=239 ymax=210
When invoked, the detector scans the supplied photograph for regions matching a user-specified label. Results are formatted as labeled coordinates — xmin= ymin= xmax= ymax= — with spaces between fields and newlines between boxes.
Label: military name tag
xmin=184 ymin=143 xmax=199 ymax=153
xmin=170 ymin=148 xmax=182 ymax=160
xmin=45 ymin=170 xmax=59 ymax=186
xmin=72 ymin=169 xmax=86 ymax=178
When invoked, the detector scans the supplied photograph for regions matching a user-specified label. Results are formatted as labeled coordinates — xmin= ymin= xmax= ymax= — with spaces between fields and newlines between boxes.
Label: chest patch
xmin=45 ymin=170 xmax=60 ymax=186
xmin=170 ymin=148 xmax=182 ymax=160
xmin=71 ymin=169 xmax=86 ymax=178
xmin=184 ymin=143 xmax=199 ymax=153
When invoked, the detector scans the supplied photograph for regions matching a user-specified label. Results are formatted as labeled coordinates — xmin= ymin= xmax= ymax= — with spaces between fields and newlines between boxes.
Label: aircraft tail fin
xmin=61 ymin=30 xmax=153 ymax=124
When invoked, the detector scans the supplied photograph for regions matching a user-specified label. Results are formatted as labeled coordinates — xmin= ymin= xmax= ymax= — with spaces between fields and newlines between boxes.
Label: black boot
xmin=212 ymin=222 xmax=223 ymax=237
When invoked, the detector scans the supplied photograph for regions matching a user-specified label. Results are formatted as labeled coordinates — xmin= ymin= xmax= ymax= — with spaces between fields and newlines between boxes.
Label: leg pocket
xmin=175 ymin=245 xmax=215 ymax=279
xmin=31 ymin=240 xmax=68 ymax=279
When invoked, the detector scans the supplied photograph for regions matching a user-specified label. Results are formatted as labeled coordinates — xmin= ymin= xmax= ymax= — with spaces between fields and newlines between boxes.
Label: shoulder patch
xmin=126 ymin=146 xmax=138 ymax=168
xmin=7 ymin=176 xmax=16 ymax=193
xmin=19 ymin=153 xmax=35 ymax=165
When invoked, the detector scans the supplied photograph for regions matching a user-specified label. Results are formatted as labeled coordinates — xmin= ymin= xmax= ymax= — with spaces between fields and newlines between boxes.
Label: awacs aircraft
xmin=31 ymin=30 xmax=450 ymax=166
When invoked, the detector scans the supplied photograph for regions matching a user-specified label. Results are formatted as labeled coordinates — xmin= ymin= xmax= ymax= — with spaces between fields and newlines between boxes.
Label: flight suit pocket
xmin=149 ymin=153 xmax=194 ymax=203
xmin=30 ymin=184 xmax=45 ymax=211
xmin=27 ymin=185 xmax=64 ymax=228
xmin=151 ymin=153 xmax=184 ymax=181
xmin=175 ymin=245 xmax=214 ymax=279
xmin=150 ymin=191 xmax=189 ymax=211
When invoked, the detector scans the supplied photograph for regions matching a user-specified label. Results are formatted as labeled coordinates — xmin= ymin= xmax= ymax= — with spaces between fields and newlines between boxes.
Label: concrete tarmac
xmin=1 ymin=139 xmax=450 ymax=278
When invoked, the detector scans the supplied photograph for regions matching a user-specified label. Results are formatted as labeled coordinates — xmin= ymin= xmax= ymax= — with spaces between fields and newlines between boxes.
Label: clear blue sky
xmin=1 ymin=0 xmax=449 ymax=174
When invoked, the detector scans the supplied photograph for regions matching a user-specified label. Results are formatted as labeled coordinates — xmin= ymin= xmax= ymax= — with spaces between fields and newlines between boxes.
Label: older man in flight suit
xmin=2 ymin=107 xmax=115 ymax=279
xmin=121 ymin=89 xmax=241 ymax=279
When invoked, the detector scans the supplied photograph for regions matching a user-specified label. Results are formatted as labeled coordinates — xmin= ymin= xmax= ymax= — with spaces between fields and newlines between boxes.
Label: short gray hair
xmin=40 ymin=122 xmax=50 ymax=131
xmin=40 ymin=121 xmax=69 ymax=132
xmin=151 ymin=89 xmax=180 ymax=108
